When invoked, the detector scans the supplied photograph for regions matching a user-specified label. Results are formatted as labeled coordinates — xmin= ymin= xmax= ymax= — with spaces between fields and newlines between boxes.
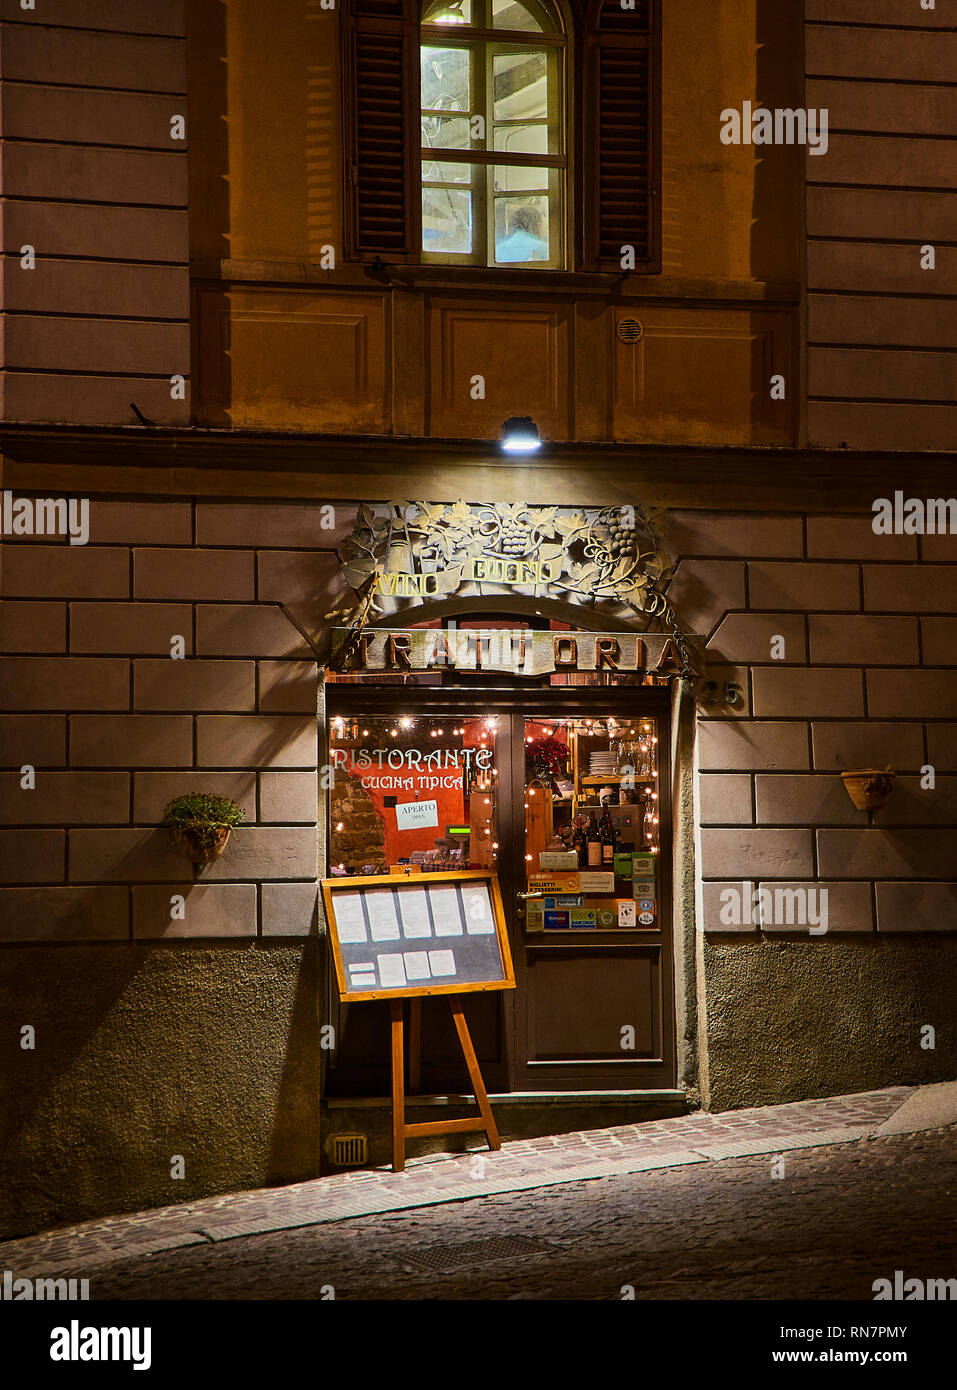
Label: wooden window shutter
xmin=582 ymin=0 xmax=659 ymax=272
xmin=343 ymin=0 xmax=419 ymax=262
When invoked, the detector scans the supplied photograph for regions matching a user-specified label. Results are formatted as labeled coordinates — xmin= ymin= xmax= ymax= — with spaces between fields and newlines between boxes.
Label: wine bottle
xmin=572 ymin=816 xmax=587 ymax=868
xmin=586 ymin=813 xmax=602 ymax=867
xmin=601 ymin=808 xmax=616 ymax=865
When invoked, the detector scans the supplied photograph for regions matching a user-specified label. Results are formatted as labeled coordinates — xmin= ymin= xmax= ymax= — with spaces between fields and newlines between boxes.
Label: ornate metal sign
xmin=325 ymin=500 xmax=695 ymax=677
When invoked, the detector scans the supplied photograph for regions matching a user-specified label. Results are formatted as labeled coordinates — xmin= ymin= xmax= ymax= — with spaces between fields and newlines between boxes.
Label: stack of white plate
xmin=589 ymin=751 xmax=615 ymax=775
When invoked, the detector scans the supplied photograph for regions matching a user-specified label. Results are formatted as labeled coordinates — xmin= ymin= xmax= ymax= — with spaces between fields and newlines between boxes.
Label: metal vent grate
xmin=330 ymin=1133 xmax=368 ymax=1167
xmin=390 ymin=1236 xmax=553 ymax=1274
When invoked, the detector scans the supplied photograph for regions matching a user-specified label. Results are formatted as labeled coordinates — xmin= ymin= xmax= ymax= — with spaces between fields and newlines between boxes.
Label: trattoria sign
xmin=333 ymin=628 xmax=685 ymax=677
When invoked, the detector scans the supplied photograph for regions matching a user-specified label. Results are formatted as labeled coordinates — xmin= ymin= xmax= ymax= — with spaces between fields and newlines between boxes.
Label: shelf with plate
xmin=579 ymin=773 xmax=655 ymax=787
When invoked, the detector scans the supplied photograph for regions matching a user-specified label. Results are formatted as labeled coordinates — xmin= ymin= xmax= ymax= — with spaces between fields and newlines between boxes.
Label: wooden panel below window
xmin=427 ymin=298 xmax=572 ymax=441
xmin=612 ymin=306 xmax=795 ymax=446
xmin=194 ymin=287 xmax=389 ymax=433
xmin=525 ymin=945 xmax=661 ymax=1062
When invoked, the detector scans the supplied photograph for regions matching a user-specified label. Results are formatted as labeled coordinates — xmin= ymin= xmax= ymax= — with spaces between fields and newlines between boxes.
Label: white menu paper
xmin=366 ymin=889 xmax=401 ymax=942
xmin=428 ymin=949 xmax=456 ymax=976
xmin=398 ymin=887 xmax=432 ymax=939
xmin=461 ymin=882 xmax=494 ymax=935
xmin=377 ymin=954 xmax=407 ymax=988
xmin=428 ymin=885 xmax=464 ymax=936
xmin=403 ymin=951 xmax=431 ymax=980
xmin=334 ymin=891 xmax=367 ymax=944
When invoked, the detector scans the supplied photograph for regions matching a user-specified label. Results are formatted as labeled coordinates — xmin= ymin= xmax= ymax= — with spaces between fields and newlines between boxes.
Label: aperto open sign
xmin=395 ymin=799 xmax=439 ymax=831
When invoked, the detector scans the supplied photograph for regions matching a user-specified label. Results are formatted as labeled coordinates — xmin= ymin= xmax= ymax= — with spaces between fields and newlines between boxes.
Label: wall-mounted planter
xmin=164 ymin=793 xmax=245 ymax=866
xmin=841 ymin=768 xmax=896 ymax=812
xmin=171 ymin=823 xmax=232 ymax=864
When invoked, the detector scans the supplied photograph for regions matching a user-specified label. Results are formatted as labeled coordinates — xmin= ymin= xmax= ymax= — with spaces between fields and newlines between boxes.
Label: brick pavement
xmin=0 ymin=1084 xmax=921 ymax=1279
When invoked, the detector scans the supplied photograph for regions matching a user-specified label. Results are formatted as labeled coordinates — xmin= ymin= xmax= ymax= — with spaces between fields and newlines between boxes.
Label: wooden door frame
xmin=325 ymin=679 xmax=676 ymax=1094
xmin=505 ymin=686 xmax=674 ymax=1091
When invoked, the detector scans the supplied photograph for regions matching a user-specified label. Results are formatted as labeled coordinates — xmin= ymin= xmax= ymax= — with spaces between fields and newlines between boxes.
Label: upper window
xmin=419 ymin=1 xmax=566 ymax=267
xmin=343 ymin=0 xmax=658 ymax=275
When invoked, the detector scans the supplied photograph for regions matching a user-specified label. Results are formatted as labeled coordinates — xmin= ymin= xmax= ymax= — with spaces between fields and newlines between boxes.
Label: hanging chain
xmin=662 ymin=599 xmax=697 ymax=681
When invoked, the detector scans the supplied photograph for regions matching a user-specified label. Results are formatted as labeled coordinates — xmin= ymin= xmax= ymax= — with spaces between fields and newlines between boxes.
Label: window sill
xmin=197 ymin=258 xmax=799 ymax=305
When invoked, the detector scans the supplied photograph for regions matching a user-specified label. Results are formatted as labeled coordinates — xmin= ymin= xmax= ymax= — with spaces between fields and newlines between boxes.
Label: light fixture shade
xmin=500 ymin=416 xmax=542 ymax=453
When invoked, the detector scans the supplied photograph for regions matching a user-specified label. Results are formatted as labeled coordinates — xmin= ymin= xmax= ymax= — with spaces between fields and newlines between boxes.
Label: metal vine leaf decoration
xmin=324 ymin=500 xmax=695 ymax=675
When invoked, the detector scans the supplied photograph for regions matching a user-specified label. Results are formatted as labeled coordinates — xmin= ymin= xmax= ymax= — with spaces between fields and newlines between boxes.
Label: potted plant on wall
xmin=840 ymin=766 xmax=896 ymax=813
xmin=164 ymin=793 xmax=245 ymax=864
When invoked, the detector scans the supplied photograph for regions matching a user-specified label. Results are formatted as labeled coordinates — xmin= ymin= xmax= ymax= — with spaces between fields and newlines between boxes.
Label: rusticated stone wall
xmin=805 ymin=0 xmax=957 ymax=451
xmin=663 ymin=507 xmax=957 ymax=1106
xmin=0 ymin=0 xmax=191 ymax=426
xmin=1 ymin=491 xmax=955 ymax=1235
xmin=0 ymin=498 xmax=357 ymax=942
xmin=663 ymin=509 xmax=957 ymax=936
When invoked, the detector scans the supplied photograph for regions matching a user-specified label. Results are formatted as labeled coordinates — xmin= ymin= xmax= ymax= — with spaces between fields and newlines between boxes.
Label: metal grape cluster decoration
xmin=325 ymin=500 xmax=695 ymax=676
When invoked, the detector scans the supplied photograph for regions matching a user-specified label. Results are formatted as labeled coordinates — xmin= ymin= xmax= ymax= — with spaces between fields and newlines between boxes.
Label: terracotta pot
xmin=841 ymin=769 xmax=896 ymax=812
xmin=172 ymin=823 xmax=232 ymax=864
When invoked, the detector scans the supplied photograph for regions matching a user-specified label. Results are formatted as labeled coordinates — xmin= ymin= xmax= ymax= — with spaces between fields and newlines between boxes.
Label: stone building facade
xmin=0 ymin=0 xmax=954 ymax=1237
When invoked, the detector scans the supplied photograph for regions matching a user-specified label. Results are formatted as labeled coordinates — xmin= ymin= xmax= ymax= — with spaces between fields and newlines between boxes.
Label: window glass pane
xmin=492 ymin=0 xmax=543 ymax=30
xmin=329 ymin=714 xmax=500 ymax=875
xmin=523 ymin=716 xmax=660 ymax=934
xmin=421 ymin=46 xmax=471 ymax=114
xmin=492 ymin=51 xmax=547 ymax=122
xmin=423 ymin=184 xmax=474 ymax=254
xmin=423 ymin=0 xmax=473 ymax=25
xmin=493 ymin=163 xmax=548 ymax=192
xmin=494 ymin=193 xmax=549 ymax=262
xmin=422 ymin=113 xmax=472 ymax=152
xmin=492 ymin=122 xmax=547 ymax=156
xmin=422 ymin=158 xmax=471 ymax=184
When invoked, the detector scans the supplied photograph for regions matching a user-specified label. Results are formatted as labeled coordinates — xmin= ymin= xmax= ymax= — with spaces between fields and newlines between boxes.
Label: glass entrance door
xmin=511 ymin=707 xmax=674 ymax=1090
xmin=324 ymin=686 xmax=675 ymax=1096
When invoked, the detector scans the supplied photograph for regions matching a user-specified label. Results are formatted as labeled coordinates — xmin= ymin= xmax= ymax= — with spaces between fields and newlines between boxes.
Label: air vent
xmin=617 ymin=318 xmax=644 ymax=344
xmin=330 ymin=1133 xmax=368 ymax=1167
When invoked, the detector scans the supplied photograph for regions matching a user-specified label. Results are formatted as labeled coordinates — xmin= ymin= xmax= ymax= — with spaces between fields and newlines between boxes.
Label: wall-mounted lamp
xmin=500 ymin=416 xmax=542 ymax=455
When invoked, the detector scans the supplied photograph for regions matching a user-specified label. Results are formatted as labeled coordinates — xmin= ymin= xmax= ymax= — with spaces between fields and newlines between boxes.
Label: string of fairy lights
xmin=329 ymin=713 xmax=659 ymax=870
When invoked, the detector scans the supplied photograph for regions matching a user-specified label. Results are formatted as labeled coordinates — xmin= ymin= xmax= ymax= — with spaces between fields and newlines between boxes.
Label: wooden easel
xmin=321 ymin=871 xmax=514 ymax=1173
xmin=390 ymin=995 xmax=501 ymax=1172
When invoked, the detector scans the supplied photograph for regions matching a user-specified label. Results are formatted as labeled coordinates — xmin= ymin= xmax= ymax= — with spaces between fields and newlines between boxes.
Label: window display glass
xmin=523 ymin=714 xmax=660 ymax=931
xmin=329 ymin=713 xmax=500 ymax=875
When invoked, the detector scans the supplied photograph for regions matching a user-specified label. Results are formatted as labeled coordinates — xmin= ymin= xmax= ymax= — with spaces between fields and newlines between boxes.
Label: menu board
xmin=321 ymin=871 xmax=515 ymax=1002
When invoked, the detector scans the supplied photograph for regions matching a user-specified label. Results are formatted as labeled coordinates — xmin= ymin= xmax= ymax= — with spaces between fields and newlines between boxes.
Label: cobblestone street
xmin=4 ymin=1085 xmax=955 ymax=1302
xmin=75 ymin=1126 xmax=957 ymax=1301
